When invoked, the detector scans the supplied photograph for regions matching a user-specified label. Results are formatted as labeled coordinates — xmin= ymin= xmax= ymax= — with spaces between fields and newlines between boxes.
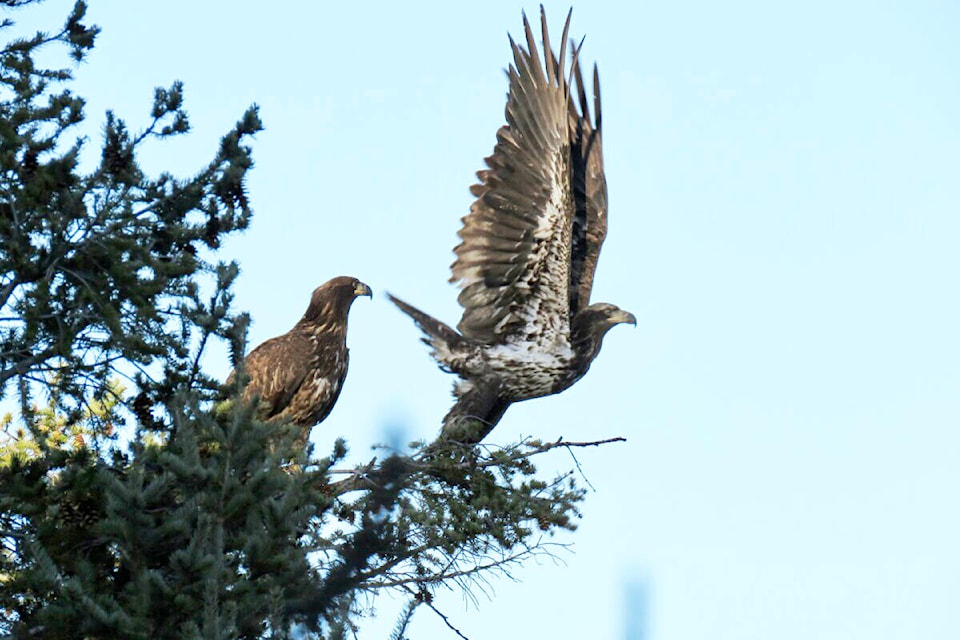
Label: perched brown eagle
xmin=231 ymin=276 xmax=371 ymax=445
xmin=388 ymin=8 xmax=634 ymax=444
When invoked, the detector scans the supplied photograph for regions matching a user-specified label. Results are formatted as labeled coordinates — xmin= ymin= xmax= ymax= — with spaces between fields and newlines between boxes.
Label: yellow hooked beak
xmin=611 ymin=309 xmax=637 ymax=326
xmin=354 ymin=281 xmax=373 ymax=298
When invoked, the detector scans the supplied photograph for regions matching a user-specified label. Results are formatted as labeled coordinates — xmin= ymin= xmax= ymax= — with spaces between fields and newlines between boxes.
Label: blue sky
xmin=15 ymin=0 xmax=960 ymax=638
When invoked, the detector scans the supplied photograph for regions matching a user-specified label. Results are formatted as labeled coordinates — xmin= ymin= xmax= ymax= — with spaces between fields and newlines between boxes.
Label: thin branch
xmin=327 ymin=436 xmax=625 ymax=498
xmin=388 ymin=597 xmax=420 ymax=640
xmin=414 ymin=436 xmax=627 ymax=472
xmin=470 ymin=436 xmax=627 ymax=467
xmin=0 ymin=276 xmax=19 ymax=310
xmin=1 ymin=25 xmax=70 ymax=58
xmin=424 ymin=601 xmax=471 ymax=640
xmin=362 ymin=543 xmax=569 ymax=591
xmin=566 ymin=446 xmax=595 ymax=491
xmin=0 ymin=346 xmax=58 ymax=387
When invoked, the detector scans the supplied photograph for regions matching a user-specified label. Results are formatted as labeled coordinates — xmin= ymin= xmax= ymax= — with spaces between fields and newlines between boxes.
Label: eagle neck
xmin=300 ymin=298 xmax=351 ymax=329
xmin=570 ymin=315 xmax=605 ymax=373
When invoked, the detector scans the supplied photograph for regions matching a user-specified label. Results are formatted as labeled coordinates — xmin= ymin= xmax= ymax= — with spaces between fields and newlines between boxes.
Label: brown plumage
xmin=389 ymin=8 xmax=634 ymax=444
xmin=231 ymin=276 xmax=371 ymax=445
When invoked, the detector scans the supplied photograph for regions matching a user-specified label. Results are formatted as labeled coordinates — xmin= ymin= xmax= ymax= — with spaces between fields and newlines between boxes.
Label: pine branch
xmin=388 ymin=598 xmax=420 ymax=640
xmin=362 ymin=542 xmax=569 ymax=591
xmin=326 ymin=435 xmax=625 ymax=498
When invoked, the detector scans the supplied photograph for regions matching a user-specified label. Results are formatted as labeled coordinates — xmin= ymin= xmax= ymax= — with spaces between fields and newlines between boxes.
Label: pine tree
xmin=0 ymin=3 xmax=619 ymax=638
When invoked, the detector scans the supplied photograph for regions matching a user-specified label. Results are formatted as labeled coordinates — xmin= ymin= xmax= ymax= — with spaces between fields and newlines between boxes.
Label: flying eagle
xmin=231 ymin=276 xmax=371 ymax=445
xmin=388 ymin=8 xmax=634 ymax=444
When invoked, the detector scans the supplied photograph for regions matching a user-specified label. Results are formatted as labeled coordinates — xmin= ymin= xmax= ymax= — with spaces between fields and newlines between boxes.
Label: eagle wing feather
xmin=568 ymin=53 xmax=608 ymax=315
xmin=450 ymin=8 xmax=576 ymax=345
xmin=240 ymin=332 xmax=313 ymax=418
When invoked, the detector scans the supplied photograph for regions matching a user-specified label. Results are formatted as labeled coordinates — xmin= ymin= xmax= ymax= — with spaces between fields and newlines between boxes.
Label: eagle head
xmin=302 ymin=276 xmax=372 ymax=324
xmin=570 ymin=302 xmax=636 ymax=358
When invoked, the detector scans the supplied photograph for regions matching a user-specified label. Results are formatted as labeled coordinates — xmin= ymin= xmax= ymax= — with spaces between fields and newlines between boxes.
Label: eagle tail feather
xmin=387 ymin=293 xmax=467 ymax=366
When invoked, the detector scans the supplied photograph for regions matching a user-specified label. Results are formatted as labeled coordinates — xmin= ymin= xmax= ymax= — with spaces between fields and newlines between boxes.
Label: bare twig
xmin=566 ymin=447 xmax=595 ymax=491
xmin=425 ymin=601 xmax=471 ymax=640
xmin=418 ymin=435 xmax=627 ymax=472
xmin=326 ymin=436 xmax=625 ymax=498
xmin=362 ymin=542 xmax=570 ymax=591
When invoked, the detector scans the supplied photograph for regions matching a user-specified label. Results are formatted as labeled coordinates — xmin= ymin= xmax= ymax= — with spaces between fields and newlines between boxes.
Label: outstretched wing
xmin=568 ymin=57 xmax=608 ymax=315
xmin=450 ymin=8 xmax=576 ymax=345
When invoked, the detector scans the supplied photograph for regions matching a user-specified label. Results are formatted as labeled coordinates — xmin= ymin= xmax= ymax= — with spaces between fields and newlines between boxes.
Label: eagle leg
xmin=442 ymin=378 xmax=511 ymax=445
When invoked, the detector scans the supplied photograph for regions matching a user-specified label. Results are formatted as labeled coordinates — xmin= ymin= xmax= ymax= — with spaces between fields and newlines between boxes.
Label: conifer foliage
xmin=0 ymin=3 xmax=610 ymax=638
